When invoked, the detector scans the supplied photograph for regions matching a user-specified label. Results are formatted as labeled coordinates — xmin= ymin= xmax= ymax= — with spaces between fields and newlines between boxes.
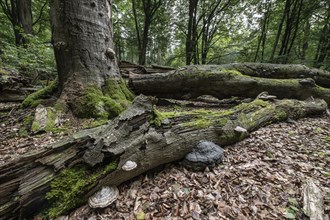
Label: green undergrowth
xmin=22 ymin=79 xmax=59 ymax=108
xmin=44 ymin=160 xmax=118 ymax=218
xmin=71 ymin=79 xmax=134 ymax=119
xmin=151 ymin=99 xmax=272 ymax=129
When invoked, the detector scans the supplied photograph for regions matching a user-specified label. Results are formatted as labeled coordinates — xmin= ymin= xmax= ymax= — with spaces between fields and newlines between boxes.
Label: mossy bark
xmin=129 ymin=65 xmax=330 ymax=104
xmin=0 ymin=95 xmax=327 ymax=219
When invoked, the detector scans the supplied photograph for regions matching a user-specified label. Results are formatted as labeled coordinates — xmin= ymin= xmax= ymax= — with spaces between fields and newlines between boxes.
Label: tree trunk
xmin=49 ymin=0 xmax=133 ymax=118
xmin=186 ymin=0 xmax=198 ymax=65
xmin=129 ymin=64 xmax=330 ymax=103
xmin=0 ymin=94 xmax=327 ymax=219
xmin=139 ymin=20 xmax=150 ymax=65
xmin=50 ymin=0 xmax=119 ymax=92
xmin=270 ymin=0 xmax=289 ymax=62
xmin=16 ymin=0 xmax=33 ymax=44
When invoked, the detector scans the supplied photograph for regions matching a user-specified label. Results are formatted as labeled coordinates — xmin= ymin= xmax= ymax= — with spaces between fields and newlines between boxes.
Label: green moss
xmin=22 ymin=79 xmax=58 ymax=108
xmin=72 ymin=79 xmax=134 ymax=119
xmin=45 ymin=109 xmax=57 ymax=131
xmin=151 ymin=107 xmax=232 ymax=128
xmin=325 ymin=136 xmax=330 ymax=142
xmin=151 ymin=108 xmax=178 ymax=126
xmin=31 ymin=121 xmax=40 ymax=132
xmin=54 ymin=101 xmax=67 ymax=112
xmin=45 ymin=161 xmax=118 ymax=218
xmin=103 ymin=78 xmax=135 ymax=101
xmin=18 ymin=116 xmax=33 ymax=136
xmin=82 ymin=119 xmax=109 ymax=129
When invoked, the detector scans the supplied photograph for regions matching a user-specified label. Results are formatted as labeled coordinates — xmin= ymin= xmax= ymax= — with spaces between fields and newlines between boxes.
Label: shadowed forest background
xmin=0 ymin=0 xmax=329 ymax=78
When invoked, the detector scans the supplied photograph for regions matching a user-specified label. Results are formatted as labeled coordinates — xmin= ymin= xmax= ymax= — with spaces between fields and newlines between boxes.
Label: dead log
xmin=151 ymin=64 xmax=176 ymax=71
xmin=220 ymin=63 xmax=330 ymax=88
xmin=0 ymin=68 xmax=33 ymax=102
xmin=129 ymin=65 xmax=330 ymax=104
xmin=0 ymin=95 xmax=327 ymax=219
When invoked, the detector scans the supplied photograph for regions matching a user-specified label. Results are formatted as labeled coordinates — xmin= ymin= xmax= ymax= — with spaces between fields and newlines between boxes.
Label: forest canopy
xmin=0 ymin=0 xmax=329 ymax=77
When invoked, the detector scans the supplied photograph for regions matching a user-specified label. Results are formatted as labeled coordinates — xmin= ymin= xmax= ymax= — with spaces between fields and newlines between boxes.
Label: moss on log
xmin=0 ymin=95 xmax=327 ymax=219
xmin=129 ymin=65 xmax=330 ymax=104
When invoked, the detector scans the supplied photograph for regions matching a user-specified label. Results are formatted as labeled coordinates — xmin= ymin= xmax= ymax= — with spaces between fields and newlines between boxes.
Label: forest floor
xmin=0 ymin=101 xmax=329 ymax=220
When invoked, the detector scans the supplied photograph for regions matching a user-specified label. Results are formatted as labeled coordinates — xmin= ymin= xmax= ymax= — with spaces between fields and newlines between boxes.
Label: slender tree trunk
xmin=314 ymin=11 xmax=330 ymax=68
xmin=301 ymin=20 xmax=310 ymax=61
xmin=139 ymin=19 xmax=150 ymax=65
xmin=270 ymin=0 xmax=290 ymax=62
xmin=186 ymin=0 xmax=198 ymax=65
xmin=16 ymin=0 xmax=33 ymax=44
xmin=132 ymin=0 xmax=141 ymax=52
xmin=255 ymin=1 xmax=271 ymax=63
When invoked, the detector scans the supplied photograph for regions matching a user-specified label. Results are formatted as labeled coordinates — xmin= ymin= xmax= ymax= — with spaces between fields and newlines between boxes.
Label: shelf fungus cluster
xmin=121 ymin=160 xmax=137 ymax=171
xmin=88 ymin=186 xmax=119 ymax=209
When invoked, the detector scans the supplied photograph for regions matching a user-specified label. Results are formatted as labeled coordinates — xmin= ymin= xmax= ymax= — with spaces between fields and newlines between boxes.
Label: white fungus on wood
xmin=122 ymin=160 xmax=137 ymax=171
xmin=88 ymin=186 xmax=119 ymax=208
xmin=234 ymin=126 xmax=248 ymax=133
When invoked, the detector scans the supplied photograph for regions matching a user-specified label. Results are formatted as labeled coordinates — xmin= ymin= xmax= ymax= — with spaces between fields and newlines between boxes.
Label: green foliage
xmin=0 ymin=35 xmax=56 ymax=77
xmin=285 ymin=197 xmax=299 ymax=219
xmin=45 ymin=161 xmax=118 ymax=218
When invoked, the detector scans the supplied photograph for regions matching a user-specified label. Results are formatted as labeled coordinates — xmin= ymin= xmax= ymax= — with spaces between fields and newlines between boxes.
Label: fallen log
xmin=0 ymin=67 xmax=33 ymax=102
xmin=221 ymin=63 xmax=330 ymax=88
xmin=129 ymin=65 xmax=330 ymax=104
xmin=0 ymin=95 xmax=327 ymax=219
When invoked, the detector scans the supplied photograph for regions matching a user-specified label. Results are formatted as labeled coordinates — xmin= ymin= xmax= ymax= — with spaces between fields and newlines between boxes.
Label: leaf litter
xmin=0 ymin=103 xmax=329 ymax=219
xmin=68 ymin=116 xmax=330 ymax=220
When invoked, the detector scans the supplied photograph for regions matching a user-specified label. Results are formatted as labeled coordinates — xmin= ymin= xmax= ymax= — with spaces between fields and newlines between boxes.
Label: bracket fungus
xmin=122 ymin=160 xmax=137 ymax=171
xmin=234 ymin=126 xmax=248 ymax=133
xmin=88 ymin=186 xmax=119 ymax=208
xmin=183 ymin=141 xmax=224 ymax=171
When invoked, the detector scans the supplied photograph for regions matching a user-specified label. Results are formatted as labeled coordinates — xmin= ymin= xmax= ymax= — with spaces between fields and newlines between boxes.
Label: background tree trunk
xmin=16 ymin=0 xmax=33 ymax=44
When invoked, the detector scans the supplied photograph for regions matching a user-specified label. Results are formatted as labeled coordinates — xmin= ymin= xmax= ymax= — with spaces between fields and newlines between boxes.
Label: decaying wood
xmin=119 ymin=61 xmax=176 ymax=76
xmin=0 ymin=94 xmax=327 ymax=219
xmin=303 ymin=179 xmax=325 ymax=220
xmin=129 ymin=65 xmax=330 ymax=104
xmin=222 ymin=63 xmax=330 ymax=88
xmin=0 ymin=69 xmax=33 ymax=102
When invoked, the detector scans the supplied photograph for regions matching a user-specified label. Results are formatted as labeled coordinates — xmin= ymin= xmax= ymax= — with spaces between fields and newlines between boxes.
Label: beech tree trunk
xmin=16 ymin=0 xmax=33 ymax=44
xmin=0 ymin=95 xmax=327 ymax=219
xmin=50 ymin=0 xmax=120 ymax=97
xmin=129 ymin=64 xmax=330 ymax=102
xmin=0 ymin=0 xmax=33 ymax=45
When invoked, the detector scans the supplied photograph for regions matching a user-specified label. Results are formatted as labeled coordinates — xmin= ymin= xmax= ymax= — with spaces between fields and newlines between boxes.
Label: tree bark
xmin=129 ymin=64 xmax=330 ymax=103
xmin=0 ymin=0 xmax=33 ymax=45
xmin=49 ymin=0 xmax=133 ymax=119
xmin=16 ymin=0 xmax=33 ymax=44
xmin=50 ymin=0 xmax=120 ymax=96
xmin=0 ymin=95 xmax=327 ymax=219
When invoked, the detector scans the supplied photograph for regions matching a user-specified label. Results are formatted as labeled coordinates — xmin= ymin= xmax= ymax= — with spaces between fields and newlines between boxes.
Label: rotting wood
xmin=129 ymin=65 xmax=330 ymax=104
xmin=0 ymin=94 xmax=327 ymax=219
